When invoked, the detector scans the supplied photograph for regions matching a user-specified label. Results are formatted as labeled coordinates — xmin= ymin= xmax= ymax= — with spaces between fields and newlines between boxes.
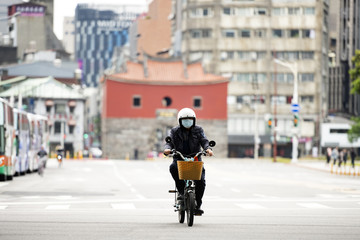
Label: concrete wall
xmin=16 ymin=17 xmax=46 ymax=59
xmin=102 ymin=118 xmax=228 ymax=159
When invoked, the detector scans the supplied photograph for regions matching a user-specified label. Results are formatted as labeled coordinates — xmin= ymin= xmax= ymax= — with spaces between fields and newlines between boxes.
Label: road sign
xmin=291 ymin=103 xmax=300 ymax=113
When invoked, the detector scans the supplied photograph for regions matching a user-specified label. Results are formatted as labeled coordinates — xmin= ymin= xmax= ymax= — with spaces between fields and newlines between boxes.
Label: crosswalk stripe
xmin=111 ymin=203 xmax=136 ymax=210
xmin=297 ymin=203 xmax=331 ymax=209
xmin=236 ymin=203 xmax=266 ymax=209
xmin=0 ymin=206 xmax=8 ymax=210
xmin=45 ymin=205 xmax=70 ymax=210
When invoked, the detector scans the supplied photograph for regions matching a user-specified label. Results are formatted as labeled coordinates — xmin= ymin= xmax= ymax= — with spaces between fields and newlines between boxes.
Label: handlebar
xmin=168 ymin=149 xmax=208 ymax=161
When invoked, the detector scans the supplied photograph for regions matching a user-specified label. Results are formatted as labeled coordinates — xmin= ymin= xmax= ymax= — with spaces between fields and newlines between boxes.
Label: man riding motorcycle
xmin=164 ymin=108 xmax=213 ymax=215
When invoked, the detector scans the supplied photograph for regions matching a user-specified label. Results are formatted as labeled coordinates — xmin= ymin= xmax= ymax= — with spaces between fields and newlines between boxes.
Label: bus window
xmin=13 ymin=112 xmax=19 ymax=130
xmin=7 ymin=105 xmax=13 ymax=126
xmin=0 ymin=126 xmax=4 ymax=155
xmin=0 ymin=102 xmax=4 ymax=125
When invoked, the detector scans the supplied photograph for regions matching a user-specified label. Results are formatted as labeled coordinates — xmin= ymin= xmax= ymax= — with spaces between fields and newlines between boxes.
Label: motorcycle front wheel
xmin=186 ymin=192 xmax=195 ymax=227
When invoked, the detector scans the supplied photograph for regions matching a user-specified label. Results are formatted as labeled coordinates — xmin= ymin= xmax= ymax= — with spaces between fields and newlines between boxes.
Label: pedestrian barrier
xmin=330 ymin=163 xmax=360 ymax=177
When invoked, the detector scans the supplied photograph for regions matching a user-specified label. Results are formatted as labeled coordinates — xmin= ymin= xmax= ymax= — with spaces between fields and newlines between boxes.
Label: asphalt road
xmin=0 ymin=158 xmax=360 ymax=240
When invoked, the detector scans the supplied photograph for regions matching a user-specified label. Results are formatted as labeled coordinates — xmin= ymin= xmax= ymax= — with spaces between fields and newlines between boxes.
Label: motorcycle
xmin=166 ymin=136 xmax=216 ymax=227
xmin=57 ymin=153 xmax=63 ymax=168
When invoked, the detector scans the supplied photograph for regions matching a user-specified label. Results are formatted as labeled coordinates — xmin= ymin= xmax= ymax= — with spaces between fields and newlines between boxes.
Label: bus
xmin=27 ymin=113 xmax=49 ymax=172
xmin=13 ymin=109 xmax=30 ymax=176
xmin=0 ymin=98 xmax=15 ymax=181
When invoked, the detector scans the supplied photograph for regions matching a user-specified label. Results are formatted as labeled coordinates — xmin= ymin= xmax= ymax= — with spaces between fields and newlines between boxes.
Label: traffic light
xmin=267 ymin=117 xmax=272 ymax=129
xmin=294 ymin=114 xmax=299 ymax=127
xmin=83 ymin=133 xmax=89 ymax=139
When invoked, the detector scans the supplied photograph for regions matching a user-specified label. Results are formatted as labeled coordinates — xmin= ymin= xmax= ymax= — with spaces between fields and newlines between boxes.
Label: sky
xmin=54 ymin=0 xmax=149 ymax=40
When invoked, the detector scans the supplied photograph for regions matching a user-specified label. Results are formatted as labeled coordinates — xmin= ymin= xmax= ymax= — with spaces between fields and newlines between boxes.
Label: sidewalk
xmin=294 ymin=159 xmax=360 ymax=176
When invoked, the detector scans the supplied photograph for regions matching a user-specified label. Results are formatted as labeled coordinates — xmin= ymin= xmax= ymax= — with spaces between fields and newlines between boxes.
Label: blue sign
xmin=291 ymin=103 xmax=300 ymax=113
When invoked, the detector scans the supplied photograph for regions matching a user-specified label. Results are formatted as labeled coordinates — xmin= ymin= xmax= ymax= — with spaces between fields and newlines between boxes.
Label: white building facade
xmin=172 ymin=0 xmax=329 ymax=158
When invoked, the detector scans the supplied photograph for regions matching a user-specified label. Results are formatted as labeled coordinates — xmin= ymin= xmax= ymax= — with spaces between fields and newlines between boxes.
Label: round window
xmin=162 ymin=97 xmax=172 ymax=107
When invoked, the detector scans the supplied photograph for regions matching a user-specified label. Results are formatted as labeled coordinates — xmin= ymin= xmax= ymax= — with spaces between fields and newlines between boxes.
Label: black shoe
xmin=194 ymin=208 xmax=204 ymax=215
xmin=177 ymin=194 xmax=184 ymax=201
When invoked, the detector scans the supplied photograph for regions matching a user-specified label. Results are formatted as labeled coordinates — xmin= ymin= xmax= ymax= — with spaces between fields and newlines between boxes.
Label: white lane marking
xmin=297 ymin=203 xmax=331 ymax=209
xmin=110 ymin=161 xmax=146 ymax=200
xmin=22 ymin=196 xmax=41 ymax=199
xmin=111 ymin=203 xmax=136 ymax=210
xmin=0 ymin=183 xmax=9 ymax=188
xmin=0 ymin=206 xmax=8 ymax=209
xmin=45 ymin=205 xmax=70 ymax=210
xmin=236 ymin=203 xmax=266 ymax=209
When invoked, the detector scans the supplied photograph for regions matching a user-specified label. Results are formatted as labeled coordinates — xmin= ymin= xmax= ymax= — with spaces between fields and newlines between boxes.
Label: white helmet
xmin=178 ymin=108 xmax=196 ymax=127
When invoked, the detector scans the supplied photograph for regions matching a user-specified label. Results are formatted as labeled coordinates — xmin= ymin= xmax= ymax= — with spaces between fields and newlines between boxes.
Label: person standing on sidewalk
xmin=332 ymin=147 xmax=339 ymax=165
xmin=326 ymin=147 xmax=332 ymax=164
xmin=350 ymin=148 xmax=357 ymax=168
xmin=343 ymin=149 xmax=348 ymax=166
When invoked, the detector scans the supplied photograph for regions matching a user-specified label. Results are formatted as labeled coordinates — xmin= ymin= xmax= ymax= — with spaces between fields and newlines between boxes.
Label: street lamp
xmin=273 ymin=58 xmax=299 ymax=163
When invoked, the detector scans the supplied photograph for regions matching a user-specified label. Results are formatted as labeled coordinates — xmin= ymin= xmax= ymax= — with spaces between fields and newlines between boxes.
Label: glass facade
xmin=75 ymin=5 xmax=140 ymax=87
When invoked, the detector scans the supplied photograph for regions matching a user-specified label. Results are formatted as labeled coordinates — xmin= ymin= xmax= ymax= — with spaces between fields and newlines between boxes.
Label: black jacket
xmin=164 ymin=125 xmax=210 ymax=161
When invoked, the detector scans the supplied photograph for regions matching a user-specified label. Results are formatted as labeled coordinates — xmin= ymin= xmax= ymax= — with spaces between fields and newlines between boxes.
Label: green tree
xmin=348 ymin=50 xmax=360 ymax=142
xmin=350 ymin=50 xmax=360 ymax=94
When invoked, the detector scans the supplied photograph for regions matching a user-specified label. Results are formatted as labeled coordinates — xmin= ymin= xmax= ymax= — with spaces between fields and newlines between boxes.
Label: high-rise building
xmin=171 ymin=0 xmax=329 ymax=158
xmin=328 ymin=0 xmax=360 ymax=116
xmin=75 ymin=4 xmax=145 ymax=87
xmin=129 ymin=0 xmax=172 ymax=60
xmin=8 ymin=1 xmax=66 ymax=60
xmin=63 ymin=16 xmax=75 ymax=59
xmin=29 ymin=0 xmax=54 ymax=28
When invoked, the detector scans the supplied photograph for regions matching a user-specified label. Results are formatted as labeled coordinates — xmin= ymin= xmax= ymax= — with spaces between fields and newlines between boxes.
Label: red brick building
xmin=101 ymin=57 xmax=228 ymax=159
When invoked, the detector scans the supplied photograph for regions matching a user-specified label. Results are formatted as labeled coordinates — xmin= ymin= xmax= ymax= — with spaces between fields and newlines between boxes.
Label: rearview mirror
xmin=165 ymin=136 xmax=172 ymax=143
xmin=209 ymin=140 xmax=216 ymax=147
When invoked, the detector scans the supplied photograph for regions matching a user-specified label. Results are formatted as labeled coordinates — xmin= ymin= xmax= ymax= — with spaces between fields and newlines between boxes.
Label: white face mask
xmin=181 ymin=119 xmax=194 ymax=128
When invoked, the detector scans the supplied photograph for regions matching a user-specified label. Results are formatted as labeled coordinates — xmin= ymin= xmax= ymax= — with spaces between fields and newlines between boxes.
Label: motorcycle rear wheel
xmin=178 ymin=210 xmax=185 ymax=223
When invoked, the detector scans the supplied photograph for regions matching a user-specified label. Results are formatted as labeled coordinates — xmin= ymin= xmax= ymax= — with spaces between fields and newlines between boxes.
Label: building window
xmin=162 ymin=97 xmax=172 ymax=107
xmin=55 ymin=104 xmax=66 ymax=114
xmin=223 ymin=29 xmax=236 ymax=38
xmin=54 ymin=122 xmax=61 ymax=134
xmin=190 ymin=29 xmax=211 ymax=38
xmin=304 ymin=7 xmax=315 ymax=15
xmin=254 ymin=29 xmax=266 ymax=38
xmin=301 ymin=51 xmax=314 ymax=59
xmin=302 ymin=29 xmax=315 ymax=38
xmin=288 ymin=7 xmax=300 ymax=15
xmin=133 ymin=96 xmax=141 ymax=107
xmin=272 ymin=29 xmax=283 ymax=38
xmin=300 ymin=73 xmax=314 ymax=82
xmin=301 ymin=96 xmax=314 ymax=103
xmin=240 ymin=29 xmax=251 ymax=38
xmin=256 ymin=8 xmax=267 ymax=15
xmin=191 ymin=30 xmax=201 ymax=38
xmin=272 ymin=8 xmax=286 ymax=16
xmin=289 ymin=29 xmax=299 ymax=38
xmin=271 ymin=96 xmax=287 ymax=105
xmin=193 ymin=97 xmax=202 ymax=108
xmin=190 ymin=7 xmax=213 ymax=18
xmin=223 ymin=8 xmax=232 ymax=15
xmin=202 ymin=29 xmax=211 ymax=38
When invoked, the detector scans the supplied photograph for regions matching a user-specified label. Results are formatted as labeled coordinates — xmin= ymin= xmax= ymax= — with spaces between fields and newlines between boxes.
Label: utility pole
xmin=252 ymin=75 xmax=259 ymax=160
xmin=274 ymin=59 xmax=299 ymax=163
